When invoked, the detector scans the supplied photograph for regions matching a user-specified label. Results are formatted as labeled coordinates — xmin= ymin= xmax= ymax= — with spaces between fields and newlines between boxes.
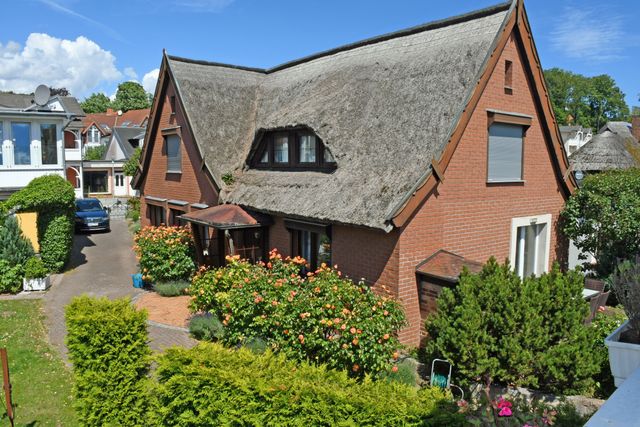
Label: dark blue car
xmin=75 ymin=198 xmax=110 ymax=232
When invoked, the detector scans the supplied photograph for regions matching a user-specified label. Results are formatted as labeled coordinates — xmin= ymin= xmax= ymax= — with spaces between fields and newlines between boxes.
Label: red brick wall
xmin=632 ymin=116 xmax=640 ymax=141
xmin=267 ymin=219 xmax=400 ymax=297
xmin=397 ymin=32 xmax=569 ymax=345
xmin=139 ymin=76 xmax=218 ymax=226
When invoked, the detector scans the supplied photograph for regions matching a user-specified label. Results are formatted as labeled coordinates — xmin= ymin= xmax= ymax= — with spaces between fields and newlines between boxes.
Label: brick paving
xmin=40 ymin=219 xmax=195 ymax=363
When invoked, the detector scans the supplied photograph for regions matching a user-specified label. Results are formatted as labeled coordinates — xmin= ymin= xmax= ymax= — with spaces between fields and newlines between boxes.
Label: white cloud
xmin=550 ymin=7 xmax=625 ymax=62
xmin=173 ymin=0 xmax=234 ymax=12
xmin=0 ymin=33 xmax=122 ymax=97
xmin=124 ymin=67 xmax=138 ymax=80
xmin=142 ymin=68 xmax=160 ymax=93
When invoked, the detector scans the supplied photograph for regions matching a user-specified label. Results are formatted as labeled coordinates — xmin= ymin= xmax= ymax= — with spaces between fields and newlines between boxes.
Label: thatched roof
xmin=166 ymin=1 xmax=513 ymax=230
xmin=570 ymin=128 xmax=640 ymax=172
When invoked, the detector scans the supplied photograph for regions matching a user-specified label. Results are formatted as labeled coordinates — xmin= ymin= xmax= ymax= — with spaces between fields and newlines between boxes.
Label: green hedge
xmin=152 ymin=343 xmax=462 ymax=426
xmin=426 ymin=258 xmax=599 ymax=395
xmin=65 ymin=296 xmax=151 ymax=426
xmin=4 ymin=175 xmax=75 ymax=272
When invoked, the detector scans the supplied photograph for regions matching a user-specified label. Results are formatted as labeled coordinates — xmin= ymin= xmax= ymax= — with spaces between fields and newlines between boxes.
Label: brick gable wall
xmin=139 ymin=76 xmax=218 ymax=226
xmin=396 ymin=32 xmax=569 ymax=345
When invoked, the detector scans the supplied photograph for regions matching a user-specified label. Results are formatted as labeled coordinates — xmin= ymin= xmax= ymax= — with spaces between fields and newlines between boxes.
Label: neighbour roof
xmin=112 ymin=126 xmax=145 ymax=159
xmin=416 ymin=250 xmax=484 ymax=283
xmin=82 ymin=109 xmax=150 ymax=134
xmin=600 ymin=121 xmax=632 ymax=138
xmin=570 ymin=129 xmax=640 ymax=172
xmin=0 ymin=91 xmax=84 ymax=116
xmin=179 ymin=204 xmax=272 ymax=229
xmin=164 ymin=1 xmax=512 ymax=230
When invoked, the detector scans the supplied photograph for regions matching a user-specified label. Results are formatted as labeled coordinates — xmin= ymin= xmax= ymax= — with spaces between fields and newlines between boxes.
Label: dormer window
xmin=251 ymin=128 xmax=336 ymax=171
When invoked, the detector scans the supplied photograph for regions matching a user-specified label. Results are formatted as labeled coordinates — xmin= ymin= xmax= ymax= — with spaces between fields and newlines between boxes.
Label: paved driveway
xmin=43 ymin=219 xmax=195 ymax=362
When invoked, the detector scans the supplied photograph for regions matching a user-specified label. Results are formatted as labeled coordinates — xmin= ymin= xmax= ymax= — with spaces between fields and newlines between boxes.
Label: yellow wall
xmin=16 ymin=212 xmax=39 ymax=253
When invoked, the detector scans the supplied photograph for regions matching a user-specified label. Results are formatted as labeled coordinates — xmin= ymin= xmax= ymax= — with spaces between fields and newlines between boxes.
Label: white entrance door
xmin=114 ymin=172 xmax=127 ymax=196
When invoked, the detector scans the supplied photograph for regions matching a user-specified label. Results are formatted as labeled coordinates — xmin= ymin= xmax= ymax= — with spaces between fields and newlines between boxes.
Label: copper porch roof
xmin=179 ymin=204 xmax=271 ymax=229
xmin=416 ymin=249 xmax=484 ymax=282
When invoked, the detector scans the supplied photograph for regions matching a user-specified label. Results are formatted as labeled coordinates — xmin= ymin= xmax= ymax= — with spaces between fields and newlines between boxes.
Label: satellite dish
xmin=34 ymin=84 xmax=50 ymax=106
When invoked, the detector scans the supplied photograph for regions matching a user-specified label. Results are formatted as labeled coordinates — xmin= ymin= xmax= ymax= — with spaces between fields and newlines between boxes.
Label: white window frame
xmin=509 ymin=213 xmax=552 ymax=278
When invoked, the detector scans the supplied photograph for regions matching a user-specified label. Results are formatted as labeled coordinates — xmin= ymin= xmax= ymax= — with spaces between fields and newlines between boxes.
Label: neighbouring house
xmin=82 ymin=126 xmax=145 ymax=197
xmin=0 ymin=87 xmax=84 ymax=200
xmin=133 ymin=0 xmax=576 ymax=346
xmin=559 ymin=125 xmax=592 ymax=155
xmin=569 ymin=121 xmax=640 ymax=176
xmin=66 ymin=108 xmax=149 ymax=198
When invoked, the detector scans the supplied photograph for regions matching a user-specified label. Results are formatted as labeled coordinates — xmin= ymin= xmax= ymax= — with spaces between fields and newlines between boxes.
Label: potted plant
xmin=23 ymin=256 xmax=50 ymax=291
xmin=605 ymin=256 xmax=640 ymax=386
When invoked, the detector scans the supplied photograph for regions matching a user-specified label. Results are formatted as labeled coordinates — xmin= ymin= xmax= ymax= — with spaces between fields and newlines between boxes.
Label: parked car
xmin=75 ymin=198 xmax=110 ymax=232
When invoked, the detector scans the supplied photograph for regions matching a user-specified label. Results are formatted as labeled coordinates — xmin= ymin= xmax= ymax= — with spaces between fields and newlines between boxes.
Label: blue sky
xmin=1 ymin=0 xmax=638 ymax=108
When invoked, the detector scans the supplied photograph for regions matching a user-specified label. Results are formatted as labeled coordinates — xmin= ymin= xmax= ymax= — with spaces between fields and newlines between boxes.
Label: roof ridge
xmin=167 ymin=0 xmax=512 ymax=74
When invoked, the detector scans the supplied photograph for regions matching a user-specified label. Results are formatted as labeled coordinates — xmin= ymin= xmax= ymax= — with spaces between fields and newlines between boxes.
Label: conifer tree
xmin=0 ymin=215 xmax=35 ymax=266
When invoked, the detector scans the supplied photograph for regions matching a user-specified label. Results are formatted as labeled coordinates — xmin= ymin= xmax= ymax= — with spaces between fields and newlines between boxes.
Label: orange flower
xmin=352 ymin=364 xmax=360 ymax=372
xmin=383 ymin=333 xmax=390 ymax=340
xmin=352 ymin=338 xmax=359 ymax=346
xmin=391 ymin=366 xmax=398 ymax=373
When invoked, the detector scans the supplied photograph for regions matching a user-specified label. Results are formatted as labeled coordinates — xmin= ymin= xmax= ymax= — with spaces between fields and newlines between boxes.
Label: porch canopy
xmin=179 ymin=204 xmax=271 ymax=229
xmin=416 ymin=249 xmax=483 ymax=283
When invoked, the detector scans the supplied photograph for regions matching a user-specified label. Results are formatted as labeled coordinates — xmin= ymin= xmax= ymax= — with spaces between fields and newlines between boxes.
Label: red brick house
xmin=133 ymin=0 xmax=576 ymax=346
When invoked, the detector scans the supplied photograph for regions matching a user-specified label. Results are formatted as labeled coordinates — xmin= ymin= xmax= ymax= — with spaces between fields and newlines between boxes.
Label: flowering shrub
xmin=133 ymin=226 xmax=196 ymax=283
xmin=462 ymin=394 xmax=588 ymax=426
xmin=189 ymin=250 xmax=406 ymax=376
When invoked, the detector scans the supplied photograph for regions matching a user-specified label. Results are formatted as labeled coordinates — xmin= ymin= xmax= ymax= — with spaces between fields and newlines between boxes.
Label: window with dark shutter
xmin=166 ymin=134 xmax=181 ymax=173
xmin=487 ymin=123 xmax=523 ymax=182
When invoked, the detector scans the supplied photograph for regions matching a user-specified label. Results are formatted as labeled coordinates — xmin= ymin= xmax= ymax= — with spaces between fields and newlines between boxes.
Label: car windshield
xmin=76 ymin=200 xmax=104 ymax=212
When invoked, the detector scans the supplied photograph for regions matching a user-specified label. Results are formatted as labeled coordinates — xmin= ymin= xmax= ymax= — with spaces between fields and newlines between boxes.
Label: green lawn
xmin=0 ymin=299 xmax=77 ymax=426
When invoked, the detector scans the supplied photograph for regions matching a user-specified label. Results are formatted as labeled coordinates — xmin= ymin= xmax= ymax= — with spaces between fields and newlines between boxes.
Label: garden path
xmin=42 ymin=218 xmax=195 ymax=363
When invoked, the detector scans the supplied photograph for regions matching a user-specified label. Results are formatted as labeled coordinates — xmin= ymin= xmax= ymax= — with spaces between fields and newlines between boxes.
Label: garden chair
xmin=586 ymin=294 xmax=601 ymax=324
xmin=595 ymin=290 xmax=610 ymax=308
xmin=584 ymin=278 xmax=605 ymax=292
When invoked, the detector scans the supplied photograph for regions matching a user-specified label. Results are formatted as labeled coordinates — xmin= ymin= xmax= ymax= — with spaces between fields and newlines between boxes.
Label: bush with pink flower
xmin=189 ymin=249 xmax=406 ymax=376
xmin=133 ymin=225 xmax=196 ymax=283
xmin=462 ymin=394 xmax=588 ymax=426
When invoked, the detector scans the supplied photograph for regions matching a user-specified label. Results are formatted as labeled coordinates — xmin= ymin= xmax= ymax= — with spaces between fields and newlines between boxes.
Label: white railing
xmin=586 ymin=366 xmax=640 ymax=426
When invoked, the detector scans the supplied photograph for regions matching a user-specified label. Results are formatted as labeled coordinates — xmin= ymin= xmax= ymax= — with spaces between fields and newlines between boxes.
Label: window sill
xmin=486 ymin=179 xmax=525 ymax=185
xmin=166 ymin=170 xmax=182 ymax=174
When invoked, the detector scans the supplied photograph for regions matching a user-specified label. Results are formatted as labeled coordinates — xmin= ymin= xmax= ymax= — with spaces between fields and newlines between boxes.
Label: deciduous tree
xmin=80 ymin=93 xmax=111 ymax=114
xmin=544 ymin=68 xmax=629 ymax=128
xmin=111 ymin=82 xmax=150 ymax=112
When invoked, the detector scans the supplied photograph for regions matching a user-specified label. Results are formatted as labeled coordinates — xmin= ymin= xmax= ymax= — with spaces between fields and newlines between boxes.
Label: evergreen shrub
xmin=151 ymin=343 xmax=463 ymax=426
xmin=425 ymin=258 xmax=599 ymax=395
xmin=4 ymin=175 xmax=75 ymax=272
xmin=0 ymin=215 xmax=35 ymax=266
xmin=65 ymin=296 xmax=151 ymax=426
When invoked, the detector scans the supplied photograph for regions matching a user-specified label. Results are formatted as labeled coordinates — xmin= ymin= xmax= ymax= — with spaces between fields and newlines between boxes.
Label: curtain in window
xmin=488 ymin=123 xmax=523 ymax=181
xmin=41 ymin=124 xmax=57 ymax=165
xmin=299 ymin=135 xmax=316 ymax=163
xmin=274 ymin=135 xmax=288 ymax=163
